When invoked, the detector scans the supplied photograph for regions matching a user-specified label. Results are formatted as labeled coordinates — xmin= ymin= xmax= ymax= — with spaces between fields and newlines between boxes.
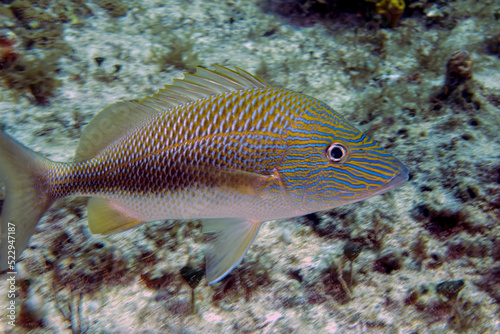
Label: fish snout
xmin=385 ymin=161 xmax=409 ymax=191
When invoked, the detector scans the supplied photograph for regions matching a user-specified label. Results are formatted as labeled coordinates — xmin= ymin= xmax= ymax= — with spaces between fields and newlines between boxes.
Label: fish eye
xmin=326 ymin=143 xmax=347 ymax=162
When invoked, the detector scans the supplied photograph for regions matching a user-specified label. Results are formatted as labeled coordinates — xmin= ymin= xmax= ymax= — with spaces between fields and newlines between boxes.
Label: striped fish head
xmin=278 ymin=101 xmax=409 ymax=214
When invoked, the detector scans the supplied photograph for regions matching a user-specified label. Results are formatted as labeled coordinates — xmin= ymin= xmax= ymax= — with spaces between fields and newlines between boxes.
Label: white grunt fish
xmin=0 ymin=66 xmax=408 ymax=283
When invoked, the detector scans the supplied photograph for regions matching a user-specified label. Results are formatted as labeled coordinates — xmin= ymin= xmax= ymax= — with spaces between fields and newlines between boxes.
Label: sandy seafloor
xmin=0 ymin=0 xmax=500 ymax=333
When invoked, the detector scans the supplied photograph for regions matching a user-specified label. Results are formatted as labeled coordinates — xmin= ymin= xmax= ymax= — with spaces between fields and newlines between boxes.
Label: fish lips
xmin=362 ymin=161 xmax=409 ymax=198
xmin=336 ymin=161 xmax=409 ymax=204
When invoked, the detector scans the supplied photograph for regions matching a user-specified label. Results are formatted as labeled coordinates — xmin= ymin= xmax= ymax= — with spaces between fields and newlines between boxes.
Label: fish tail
xmin=0 ymin=130 xmax=55 ymax=271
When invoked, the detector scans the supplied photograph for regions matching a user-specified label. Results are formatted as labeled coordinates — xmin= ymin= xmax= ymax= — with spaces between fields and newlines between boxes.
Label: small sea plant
xmin=443 ymin=51 xmax=473 ymax=97
xmin=0 ymin=36 xmax=20 ymax=70
xmin=180 ymin=265 xmax=205 ymax=314
xmin=53 ymin=282 xmax=88 ymax=334
xmin=343 ymin=241 xmax=363 ymax=289
xmin=436 ymin=279 xmax=465 ymax=328
xmin=371 ymin=0 xmax=406 ymax=27
xmin=149 ymin=34 xmax=199 ymax=72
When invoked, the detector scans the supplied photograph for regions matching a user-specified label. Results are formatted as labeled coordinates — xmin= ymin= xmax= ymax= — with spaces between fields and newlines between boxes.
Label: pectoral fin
xmin=87 ymin=198 xmax=144 ymax=234
xmin=203 ymin=218 xmax=262 ymax=284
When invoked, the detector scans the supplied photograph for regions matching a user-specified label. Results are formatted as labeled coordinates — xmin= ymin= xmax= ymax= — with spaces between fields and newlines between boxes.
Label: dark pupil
xmin=330 ymin=146 xmax=343 ymax=160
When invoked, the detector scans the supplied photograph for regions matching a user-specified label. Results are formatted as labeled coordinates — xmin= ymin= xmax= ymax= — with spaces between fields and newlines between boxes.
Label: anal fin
xmin=203 ymin=218 xmax=262 ymax=284
xmin=87 ymin=198 xmax=144 ymax=235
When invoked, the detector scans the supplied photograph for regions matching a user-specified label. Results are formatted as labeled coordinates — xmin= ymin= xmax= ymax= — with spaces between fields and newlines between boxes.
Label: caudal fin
xmin=0 ymin=130 xmax=55 ymax=271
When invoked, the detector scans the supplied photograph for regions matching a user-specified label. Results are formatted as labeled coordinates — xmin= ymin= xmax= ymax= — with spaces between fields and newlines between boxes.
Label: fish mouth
xmin=370 ymin=162 xmax=409 ymax=197
xmin=302 ymin=161 xmax=410 ymax=212
xmin=384 ymin=164 xmax=409 ymax=191
xmin=341 ymin=162 xmax=409 ymax=202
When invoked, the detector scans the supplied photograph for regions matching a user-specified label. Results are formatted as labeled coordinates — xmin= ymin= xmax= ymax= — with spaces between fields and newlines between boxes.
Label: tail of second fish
xmin=0 ymin=130 xmax=56 ymax=271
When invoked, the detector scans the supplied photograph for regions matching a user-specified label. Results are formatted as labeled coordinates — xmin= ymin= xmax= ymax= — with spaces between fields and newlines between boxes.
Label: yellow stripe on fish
xmin=0 ymin=66 xmax=408 ymax=283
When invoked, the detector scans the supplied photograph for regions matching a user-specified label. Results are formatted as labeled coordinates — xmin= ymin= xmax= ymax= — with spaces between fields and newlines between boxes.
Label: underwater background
xmin=0 ymin=0 xmax=499 ymax=333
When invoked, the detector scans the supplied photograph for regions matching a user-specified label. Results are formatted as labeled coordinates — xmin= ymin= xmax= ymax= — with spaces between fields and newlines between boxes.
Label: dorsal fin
xmin=75 ymin=101 xmax=158 ymax=162
xmin=139 ymin=65 xmax=271 ymax=111
xmin=75 ymin=66 xmax=271 ymax=162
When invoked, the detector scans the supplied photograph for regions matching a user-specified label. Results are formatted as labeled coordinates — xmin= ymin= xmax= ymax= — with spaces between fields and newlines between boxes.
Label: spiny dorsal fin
xmin=139 ymin=65 xmax=271 ymax=111
xmin=75 ymin=101 xmax=158 ymax=162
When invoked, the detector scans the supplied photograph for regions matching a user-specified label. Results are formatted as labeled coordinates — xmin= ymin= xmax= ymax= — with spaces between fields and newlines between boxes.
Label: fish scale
xmin=45 ymin=87 xmax=299 ymax=221
xmin=0 ymin=66 xmax=408 ymax=283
